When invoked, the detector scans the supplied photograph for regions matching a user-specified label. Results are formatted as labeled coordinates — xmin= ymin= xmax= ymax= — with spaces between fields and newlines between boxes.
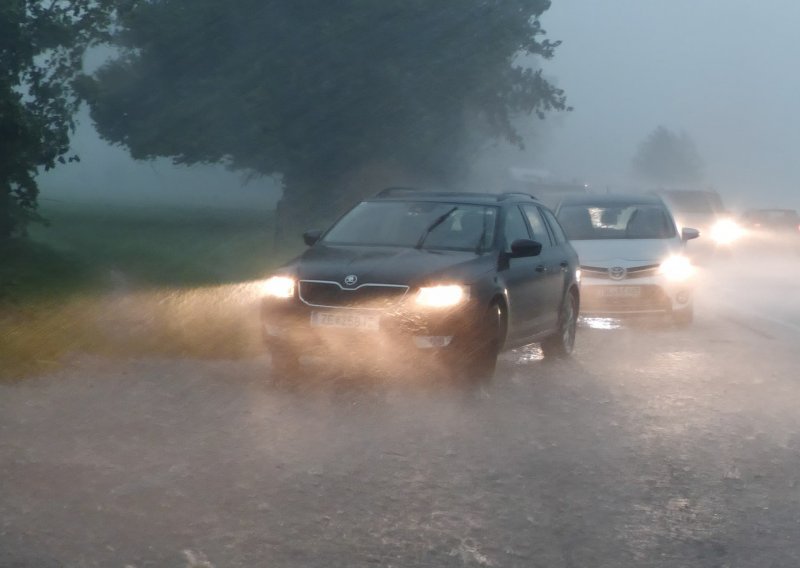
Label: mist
xmin=535 ymin=0 xmax=800 ymax=211
xmin=38 ymin=2 xmax=799 ymax=215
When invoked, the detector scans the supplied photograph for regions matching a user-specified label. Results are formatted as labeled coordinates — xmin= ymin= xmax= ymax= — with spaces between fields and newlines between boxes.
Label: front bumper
xmin=260 ymin=296 xmax=483 ymax=356
xmin=579 ymin=274 xmax=693 ymax=316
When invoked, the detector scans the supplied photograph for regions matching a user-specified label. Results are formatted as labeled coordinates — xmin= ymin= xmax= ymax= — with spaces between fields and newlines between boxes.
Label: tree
xmin=633 ymin=126 xmax=704 ymax=186
xmin=82 ymin=0 xmax=568 ymax=238
xmin=0 ymin=1 xmax=113 ymax=239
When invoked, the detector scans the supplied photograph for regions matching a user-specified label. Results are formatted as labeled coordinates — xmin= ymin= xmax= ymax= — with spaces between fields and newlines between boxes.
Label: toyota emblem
xmin=608 ymin=266 xmax=627 ymax=281
xmin=344 ymin=274 xmax=358 ymax=287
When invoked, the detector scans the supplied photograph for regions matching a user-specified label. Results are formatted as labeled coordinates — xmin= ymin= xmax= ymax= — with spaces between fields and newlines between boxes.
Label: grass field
xmin=1 ymin=200 xmax=298 ymax=379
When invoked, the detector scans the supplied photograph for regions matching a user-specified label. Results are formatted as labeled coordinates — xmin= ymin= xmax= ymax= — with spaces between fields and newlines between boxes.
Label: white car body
xmin=556 ymin=195 xmax=697 ymax=320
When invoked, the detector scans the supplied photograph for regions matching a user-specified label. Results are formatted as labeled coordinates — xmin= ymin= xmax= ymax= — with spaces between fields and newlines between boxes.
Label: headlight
xmin=710 ymin=219 xmax=743 ymax=245
xmin=261 ymin=276 xmax=295 ymax=299
xmin=415 ymin=284 xmax=469 ymax=308
xmin=659 ymin=255 xmax=694 ymax=281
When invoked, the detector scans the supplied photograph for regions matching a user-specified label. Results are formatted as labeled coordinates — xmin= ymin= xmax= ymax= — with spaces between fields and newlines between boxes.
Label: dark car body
xmin=260 ymin=189 xmax=581 ymax=380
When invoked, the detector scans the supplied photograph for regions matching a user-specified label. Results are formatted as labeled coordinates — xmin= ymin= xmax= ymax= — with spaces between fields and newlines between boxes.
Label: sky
xmin=39 ymin=1 xmax=799 ymax=211
xmin=536 ymin=0 xmax=800 ymax=209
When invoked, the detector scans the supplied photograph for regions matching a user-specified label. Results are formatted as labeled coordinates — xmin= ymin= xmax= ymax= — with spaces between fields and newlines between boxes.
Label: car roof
xmin=368 ymin=187 xmax=544 ymax=206
xmin=557 ymin=193 xmax=665 ymax=207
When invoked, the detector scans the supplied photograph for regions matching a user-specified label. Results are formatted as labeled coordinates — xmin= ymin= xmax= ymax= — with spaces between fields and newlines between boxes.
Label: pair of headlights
xmin=260 ymin=276 xmax=468 ymax=308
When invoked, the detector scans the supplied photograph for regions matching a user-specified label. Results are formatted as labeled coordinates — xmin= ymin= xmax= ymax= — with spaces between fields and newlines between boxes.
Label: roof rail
xmin=374 ymin=186 xmax=420 ymax=198
xmin=497 ymin=192 xmax=537 ymax=201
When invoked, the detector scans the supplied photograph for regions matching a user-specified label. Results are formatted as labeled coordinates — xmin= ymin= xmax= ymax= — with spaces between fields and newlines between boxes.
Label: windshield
xmin=322 ymin=201 xmax=498 ymax=251
xmin=558 ymin=203 xmax=677 ymax=240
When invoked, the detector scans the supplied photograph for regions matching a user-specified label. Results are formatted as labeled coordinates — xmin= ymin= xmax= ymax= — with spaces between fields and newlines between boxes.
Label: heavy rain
xmin=2 ymin=1 xmax=800 ymax=566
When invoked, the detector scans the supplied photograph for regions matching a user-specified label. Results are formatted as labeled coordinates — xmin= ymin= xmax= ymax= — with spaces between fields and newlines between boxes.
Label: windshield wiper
xmin=415 ymin=206 xmax=458 ymax=249
xmin=474 ymin=210 xmax=488 ymax=254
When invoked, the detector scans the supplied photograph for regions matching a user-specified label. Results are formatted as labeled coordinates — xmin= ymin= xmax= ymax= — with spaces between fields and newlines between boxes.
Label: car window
xmin=322 ymin=200 xmax=498 ymax=250
xmin=557 ymin=203 xmax=677 ymax=240
xmin=540 ymin=207 xmax=568 ymax=244
xmin=520 ymin=204 xmax=552 ymax=246
xmin=503 ymin=206 xmax=531 ymax=252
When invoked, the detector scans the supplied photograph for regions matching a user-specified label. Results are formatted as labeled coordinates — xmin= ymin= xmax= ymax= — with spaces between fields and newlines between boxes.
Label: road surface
xmin=2 ymin=253 xmax=800 ymax=567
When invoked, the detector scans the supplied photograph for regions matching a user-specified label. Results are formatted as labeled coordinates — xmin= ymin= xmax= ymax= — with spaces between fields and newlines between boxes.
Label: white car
xmin=555 ymin=194 xmax=699 ymax=324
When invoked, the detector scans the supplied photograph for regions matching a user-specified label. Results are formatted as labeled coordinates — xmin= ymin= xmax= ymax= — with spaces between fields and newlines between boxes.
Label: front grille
xmin=581 ymin=284 xmax=671 ymax=312
xmin=580 ymin=264 xmax=660 ymax=280
xmin=299 ymin=281 xmax=409 ymax=309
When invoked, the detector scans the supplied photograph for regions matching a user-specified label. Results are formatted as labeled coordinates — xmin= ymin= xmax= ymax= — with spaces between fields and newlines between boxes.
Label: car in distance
xmin=260 ymin=188 xmax=581 ymax=382
xmin=740 ymin=208 xmax=800 ymax=235
xmin=655 ymin=189 xmax=742 ymax=250
xmin=555 ymin=194 xmax=699 ymax=324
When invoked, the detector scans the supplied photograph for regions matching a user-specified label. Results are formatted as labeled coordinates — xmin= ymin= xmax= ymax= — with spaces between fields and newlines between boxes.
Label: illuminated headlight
xmin=710 ymin=219 xmax=743 ymax=245
xmin=659 ymin=255 xmax=694 ymax=281
xmin=415 ymin=284 xmax=469 ymax=308
xmin=261 ymin=276 xmax=295 ymax=299
xmin=575 ymin=269 xmax=582 ymax=283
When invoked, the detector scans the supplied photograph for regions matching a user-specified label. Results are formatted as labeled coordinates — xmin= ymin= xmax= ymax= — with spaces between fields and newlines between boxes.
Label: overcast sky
xmin=538 ymin=0 xmax=800 ymax=209
xmin=40 ymin=1 xmax=799 ymax=211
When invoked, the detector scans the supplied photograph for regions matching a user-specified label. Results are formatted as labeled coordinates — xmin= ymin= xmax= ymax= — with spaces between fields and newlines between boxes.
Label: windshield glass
xmin=558 ymin=203 xmax=677 ymax=240
xmin=322 ymin=201 xmax=498 ymax=251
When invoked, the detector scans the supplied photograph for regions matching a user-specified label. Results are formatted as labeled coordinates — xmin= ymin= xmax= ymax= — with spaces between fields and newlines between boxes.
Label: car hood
xmin=570 ymin=238 xmax=681 ymax=265
xmin=285 ymin=245 xmax=495 ymax=287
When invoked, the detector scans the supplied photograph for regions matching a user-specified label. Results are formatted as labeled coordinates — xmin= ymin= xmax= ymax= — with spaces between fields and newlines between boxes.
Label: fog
xmin=538 ymin=0 xmax=800 ymax=210
xmin=37 ymin=1 xmax=799 ymax=213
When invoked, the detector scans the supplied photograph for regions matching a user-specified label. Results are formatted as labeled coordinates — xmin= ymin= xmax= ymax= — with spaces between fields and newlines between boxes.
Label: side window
xmin=521 ymin=204 xmax=553 ymax=246
xmin=503 ymin=206 xmax=531 ymax=252
xmin=541 ymin=208 xmax=568 ymax=244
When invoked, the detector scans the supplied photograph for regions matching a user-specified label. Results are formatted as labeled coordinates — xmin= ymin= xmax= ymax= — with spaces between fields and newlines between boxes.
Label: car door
xmin=500 ymin=205 xmax=551 ymax=339
xmin=521 ymin=204 xmax=564 ymax=330
xmin=526 ymin=206 xmax=578 ymax=324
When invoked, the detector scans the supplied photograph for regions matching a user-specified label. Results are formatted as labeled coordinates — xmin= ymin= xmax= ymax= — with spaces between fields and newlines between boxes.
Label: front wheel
xmin=673 ymin=304 xmax=694 ymax=326
xmin=541 ymin=291 xmax=578 ymax=359
xmin=451 ymin=302 xmax=505 ymax=383
xmin=269 ymin=345 xmax=303 ymax=383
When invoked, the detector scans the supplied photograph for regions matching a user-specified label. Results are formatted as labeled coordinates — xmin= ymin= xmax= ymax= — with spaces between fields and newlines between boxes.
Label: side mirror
xmin=510 ymin=239 xmax=542 ymax=258
xmin=303 ymin=229 xmax=322 ymax=246
xmin=681 ymin=227 xmax=700 ymax=241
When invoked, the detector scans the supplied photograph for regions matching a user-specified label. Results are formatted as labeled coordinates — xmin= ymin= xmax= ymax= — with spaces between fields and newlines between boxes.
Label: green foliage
xmin=83 ymin=0 xmax=568 ymax=232
xmin=0 ymin=0 xmax=112 ymax=239
xmin=1 ymin=201 xmax=287 ymax=380
xmin=633 ymin=126 xmax=704 ymax=185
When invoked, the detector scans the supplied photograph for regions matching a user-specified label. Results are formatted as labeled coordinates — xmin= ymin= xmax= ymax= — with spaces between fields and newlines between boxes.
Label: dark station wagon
xmin=260 ymin=188 xmax=581 ymax=382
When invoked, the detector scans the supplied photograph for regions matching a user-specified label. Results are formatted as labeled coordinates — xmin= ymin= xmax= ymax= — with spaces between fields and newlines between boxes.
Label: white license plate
xmin=599 ymin=286 xmax=642 ymax=298
xmin=310 ymin=311 xmax=380 ymax=331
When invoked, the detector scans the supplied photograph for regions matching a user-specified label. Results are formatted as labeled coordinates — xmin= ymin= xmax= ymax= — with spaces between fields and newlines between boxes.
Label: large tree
xmin=0 ymin=1 xmax=112 ymax=239
xmin=83 ymin=0 xmax=568 ymax=237
xmin=632 ymin=126 xmax=704 ymax=186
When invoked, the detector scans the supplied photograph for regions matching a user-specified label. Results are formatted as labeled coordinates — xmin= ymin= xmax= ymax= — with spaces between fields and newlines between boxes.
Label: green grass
xmin=1 ymin=200 xmax=300 ymax=380
xmin=29 ymin=201 xmax=284 ymax=287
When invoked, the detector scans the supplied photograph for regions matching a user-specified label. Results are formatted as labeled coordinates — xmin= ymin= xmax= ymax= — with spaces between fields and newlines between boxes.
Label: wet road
xmin=3 ymin=256 xmax=800 ymax=567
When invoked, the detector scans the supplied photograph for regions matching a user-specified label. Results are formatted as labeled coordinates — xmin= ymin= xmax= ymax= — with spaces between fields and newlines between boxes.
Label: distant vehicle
xmin=555 ymin=193 xmax=699 ymax=325
xmin=654 ymin=189 xmax=742 ymax=246
xmin=260 ymin=189 xmax=581 ymax=383
xmin=506 ymin=167 xmax=591 ymax=209
xmin=740 ymin=208 xmax=800 ymax=235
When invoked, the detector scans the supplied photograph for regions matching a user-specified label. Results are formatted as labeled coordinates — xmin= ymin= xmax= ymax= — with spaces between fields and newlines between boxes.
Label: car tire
xmin=673 ymin=304 xmax=694 ymax=326
xmin=454 ymin=302 xmax=505 ymax=384
xmin=542 ymin=290 xmax=578 ymax=359
xmin=269 ymin=346 xmax=302 ymax=382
